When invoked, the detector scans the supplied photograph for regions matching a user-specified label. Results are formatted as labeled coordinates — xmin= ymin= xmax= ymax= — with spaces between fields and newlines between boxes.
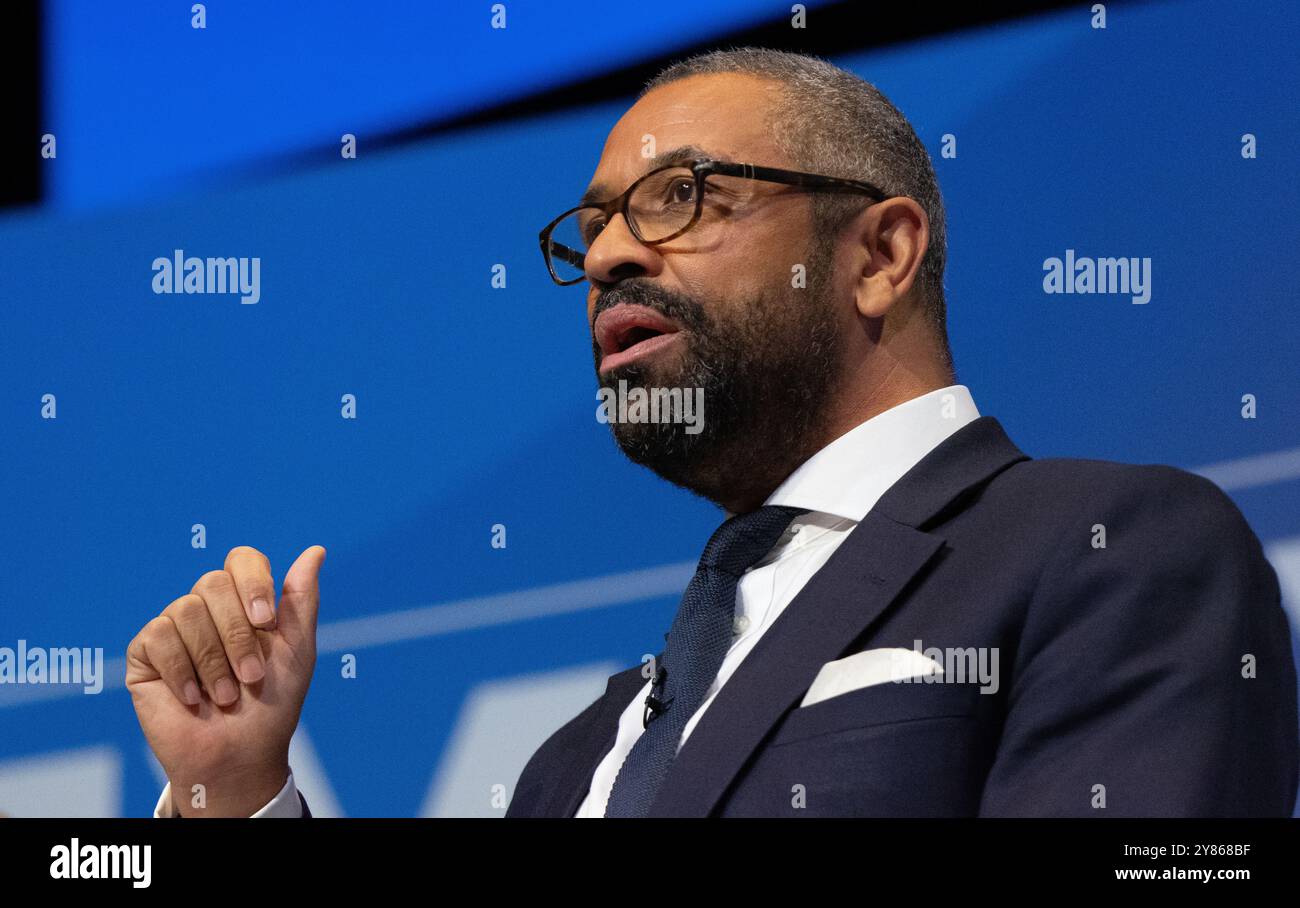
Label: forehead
xmin=583 ymin=72 xmax=787 ymax=201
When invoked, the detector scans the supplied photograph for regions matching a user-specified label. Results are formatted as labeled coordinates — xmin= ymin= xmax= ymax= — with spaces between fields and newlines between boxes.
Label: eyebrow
xmin=579 ymin=144 xmax=719 ymax=208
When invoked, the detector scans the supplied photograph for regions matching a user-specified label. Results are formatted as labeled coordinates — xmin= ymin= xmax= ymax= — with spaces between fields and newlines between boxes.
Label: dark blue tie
xmin=603 ymin=505 xmax=806 ymax=817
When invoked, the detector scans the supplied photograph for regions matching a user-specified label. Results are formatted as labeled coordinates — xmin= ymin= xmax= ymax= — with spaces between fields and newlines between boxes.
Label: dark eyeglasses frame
xmin=538 ymin=157 xmax=893 ymax=286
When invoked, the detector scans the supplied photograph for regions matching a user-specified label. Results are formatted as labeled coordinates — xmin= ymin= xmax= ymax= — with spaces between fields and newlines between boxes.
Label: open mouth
xmin=594 ymin=304 xmax=684 ymax=373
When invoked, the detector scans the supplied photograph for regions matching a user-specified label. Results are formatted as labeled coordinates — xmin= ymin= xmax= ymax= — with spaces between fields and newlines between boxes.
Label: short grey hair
xmin=641 ymin=47 xmax=952 ymax=372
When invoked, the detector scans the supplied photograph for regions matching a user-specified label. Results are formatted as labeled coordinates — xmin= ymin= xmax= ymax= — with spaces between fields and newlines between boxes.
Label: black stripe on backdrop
xmin=5 ymin=0 xmax=1086 ymax=206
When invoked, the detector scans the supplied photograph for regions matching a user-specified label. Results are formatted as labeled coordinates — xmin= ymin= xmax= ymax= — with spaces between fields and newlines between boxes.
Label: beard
xmin=591 ymin=242 xmax=844 ymax=509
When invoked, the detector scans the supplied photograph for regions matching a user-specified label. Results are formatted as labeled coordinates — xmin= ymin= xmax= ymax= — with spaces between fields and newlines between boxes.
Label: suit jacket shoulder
xmin=971 ymin=457 xmax=1296 ymax=814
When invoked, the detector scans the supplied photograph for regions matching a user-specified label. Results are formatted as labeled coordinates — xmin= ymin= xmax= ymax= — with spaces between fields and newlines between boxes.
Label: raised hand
xmin=126 ymin=545 xmax=325 ymax=816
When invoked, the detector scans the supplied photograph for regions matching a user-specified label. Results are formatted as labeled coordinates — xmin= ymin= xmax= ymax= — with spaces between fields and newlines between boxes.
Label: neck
xmin=716 ymin=360 xmax=953 ymax=514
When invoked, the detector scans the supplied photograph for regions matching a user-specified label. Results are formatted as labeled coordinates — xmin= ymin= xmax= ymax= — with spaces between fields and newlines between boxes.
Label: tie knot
xmin=699 ymin=505 xmax=807 ymax=576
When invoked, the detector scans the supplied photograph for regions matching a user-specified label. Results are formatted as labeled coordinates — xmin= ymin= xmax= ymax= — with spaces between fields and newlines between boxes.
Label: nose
xmin=583 ymin=210 xmax=663 ymax=289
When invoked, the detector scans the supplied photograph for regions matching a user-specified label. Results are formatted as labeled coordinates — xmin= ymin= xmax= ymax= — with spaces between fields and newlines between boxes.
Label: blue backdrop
xmin=1 ymin=0 xmax=1297 ymax=816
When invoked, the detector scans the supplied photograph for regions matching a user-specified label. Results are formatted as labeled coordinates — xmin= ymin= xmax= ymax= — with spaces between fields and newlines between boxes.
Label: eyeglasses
xmin=538 ymin=157 xmax=892 ymax=285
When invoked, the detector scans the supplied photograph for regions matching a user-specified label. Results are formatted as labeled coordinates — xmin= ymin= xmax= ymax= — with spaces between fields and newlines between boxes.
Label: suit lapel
xmin=646 ymin=416 xmax=1029 ymax=817
xmin=540 ymin=661 xmax=654 ymax=818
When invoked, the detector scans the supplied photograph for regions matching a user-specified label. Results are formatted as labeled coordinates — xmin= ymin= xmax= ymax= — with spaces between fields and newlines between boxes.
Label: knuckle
xmin=142 ymin=615 xmax=175 ymax=643
xmin=194 ymin=645 xmax=232 ymax=680
xmin=129 ymin=617 xmax=170 ymax=661
xmin=225 ymin=545 xmax=266 ymax=567
xmin=192 ymin=569 xmax=235 ymax=596
xmin=162 ymin=594 xmax=205 ymax=623
xmin=221 ymin=623 xmax=257 ymax=652
xmin=161 ymin=649 xmax=194 ymax=681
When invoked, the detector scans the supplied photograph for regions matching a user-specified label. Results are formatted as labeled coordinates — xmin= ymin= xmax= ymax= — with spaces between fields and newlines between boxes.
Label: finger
xmin=278 ymin=545 xmax=326 ymax=650
xmin=163 ymin=592 xmax=240 ymax=706
xmin=126 ymin=616 xmax=202 ymax=706
xmin=191 ymin=569 xmax=266 ymax=687
xmin=224 ymin=546 xmax=278 ymax=630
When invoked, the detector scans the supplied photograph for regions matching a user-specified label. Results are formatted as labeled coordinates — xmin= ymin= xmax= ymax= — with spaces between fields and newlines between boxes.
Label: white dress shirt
xmin=154 ymin=385 xmax=979 ymax=818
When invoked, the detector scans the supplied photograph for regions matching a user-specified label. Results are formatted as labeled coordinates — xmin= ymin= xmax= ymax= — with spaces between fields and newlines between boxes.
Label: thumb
xmin=278 ymin=545 xmax=326 ymax=649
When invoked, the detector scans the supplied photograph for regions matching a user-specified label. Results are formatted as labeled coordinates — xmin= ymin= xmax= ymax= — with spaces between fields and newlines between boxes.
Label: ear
xmin=851 ymin=197 xmax=929 ymax=320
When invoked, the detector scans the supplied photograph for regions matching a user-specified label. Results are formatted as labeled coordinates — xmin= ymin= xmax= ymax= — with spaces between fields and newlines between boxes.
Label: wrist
xmin=170 ymin=761 xmax=290 ymax=818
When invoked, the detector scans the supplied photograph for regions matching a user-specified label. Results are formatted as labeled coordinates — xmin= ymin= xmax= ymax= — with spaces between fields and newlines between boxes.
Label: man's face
xmin=579 ymin=73 xmax=848 ymax=507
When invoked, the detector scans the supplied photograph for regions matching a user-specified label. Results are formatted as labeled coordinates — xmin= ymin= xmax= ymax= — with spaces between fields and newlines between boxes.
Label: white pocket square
xmin=799 ymin=647 xmax=944 ymax=707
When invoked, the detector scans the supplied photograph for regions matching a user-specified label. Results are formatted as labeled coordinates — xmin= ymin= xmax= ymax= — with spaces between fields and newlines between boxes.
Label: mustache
xmin=592 ymin=280 xmax=707 ymax=331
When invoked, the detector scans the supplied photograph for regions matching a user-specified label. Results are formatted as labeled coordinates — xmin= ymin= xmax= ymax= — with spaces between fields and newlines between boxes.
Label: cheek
xmin=673 ymin=259 xmax=768 ymax=315
xmin=745 ymin=246 xmax=807 ymax=299
xmin=748 ymin=207 xmax=816 ymax=285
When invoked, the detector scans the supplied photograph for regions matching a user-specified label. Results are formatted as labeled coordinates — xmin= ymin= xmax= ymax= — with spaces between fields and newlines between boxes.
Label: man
xmin=128 ymin=48 xmax=1297 ymax=818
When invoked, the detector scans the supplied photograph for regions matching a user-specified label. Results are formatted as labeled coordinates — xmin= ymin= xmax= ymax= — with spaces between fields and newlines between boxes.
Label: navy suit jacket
xmin=497 ymin=416 xmax=1298 ymax=817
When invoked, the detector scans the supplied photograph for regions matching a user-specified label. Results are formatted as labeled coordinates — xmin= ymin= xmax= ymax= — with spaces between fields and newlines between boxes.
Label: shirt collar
xmin=761 ymin=385 xmax=980 ymax=523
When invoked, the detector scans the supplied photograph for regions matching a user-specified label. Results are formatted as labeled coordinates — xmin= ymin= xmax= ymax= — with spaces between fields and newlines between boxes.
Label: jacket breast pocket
xmin=768 ymin=679 xmax=984 ymax=748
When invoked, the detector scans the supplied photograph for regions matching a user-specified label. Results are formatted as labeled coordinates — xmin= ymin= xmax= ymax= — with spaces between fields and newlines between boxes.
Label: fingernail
xmin=183 ymin=680 xmax=201 ymax=705
xmin=251 ymin=598 xmax=273 ymax=625
xmin=214 ymin=677 xmax=238 ymax=705
xmin=239 ymin=654 xmax=265 ymax=684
